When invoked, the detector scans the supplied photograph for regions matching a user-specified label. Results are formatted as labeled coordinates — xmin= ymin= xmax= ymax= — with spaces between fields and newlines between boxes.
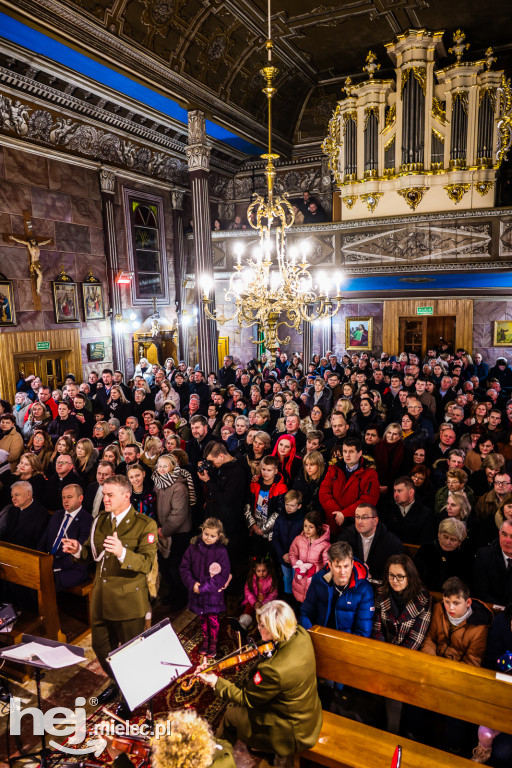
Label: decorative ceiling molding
xmin=4 ymin=0 xmax=293 ymax=154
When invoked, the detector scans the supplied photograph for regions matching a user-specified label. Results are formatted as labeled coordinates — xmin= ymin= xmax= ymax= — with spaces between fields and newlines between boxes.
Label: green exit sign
xmin=417 ymin=306 xmax=433 ymax=316
xmin=36 ymin=341 xmax=50 ymax=351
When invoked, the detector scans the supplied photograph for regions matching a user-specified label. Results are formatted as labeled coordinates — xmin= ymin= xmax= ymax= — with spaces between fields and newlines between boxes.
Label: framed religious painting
xmin=82 ymin=270 xmax=106 ymax=321
xmin=52 ymin=267 xmax=79 ymax=323
xmin=493 ymin=320 xmax=512 ymax=346
xmin=345 ymin=316 xmax=373 ymax=351
xmin=0 ymin=274 xmax=16 ymax=326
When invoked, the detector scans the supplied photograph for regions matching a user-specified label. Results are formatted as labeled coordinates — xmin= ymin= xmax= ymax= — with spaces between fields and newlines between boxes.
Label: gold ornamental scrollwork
xmin=384 ymin=134 xmax=395 ymax=151
xmin=397 ymin=186 xmax=428 ymax=211
xmin=444 ymin=183 xmax=471 ymax=204
xmin=381 ymin=104 xmax=396 ymax=134
xmin=321 ymin=103 xmax=343 ymax=185
xmin=432 ymin=127 xmax=445 ymax=143
xmin=363 ymin=106 xmax=379 ymax=130
xmin=474 ymin=181 xmax=494 ymax=197
xmin=479 ymin=86 xmax=497 ymax=110
xmin=360 ymin=192 xmax=383 ymax=213
xmin=497 ymin=74 xmax=512 ymax=167
xmin=452 ymin=91 xmax=469 ymax=116
xmin=401 ymin=67 xmax=426 ymax=97
xmin=432 ymin=97 xmax=447 ymax=124
xmin=342 ymin=111 xmax=357 ymax=129
xmin=342 ymin=195 xmax=358 ymax=209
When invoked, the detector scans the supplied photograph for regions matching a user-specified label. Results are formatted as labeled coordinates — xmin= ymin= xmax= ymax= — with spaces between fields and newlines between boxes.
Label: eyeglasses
xmin=388 ymin=574 xmax=406 ymax=582
xmin=355 ymin=515 xmax=375 ymax=521
xmin=495 ymin=480 xmax=511 ymax=486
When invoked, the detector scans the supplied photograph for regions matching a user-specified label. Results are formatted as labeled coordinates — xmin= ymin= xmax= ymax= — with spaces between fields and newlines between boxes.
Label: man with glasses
xmin=474 ymin=473 xmax=512 ymax=532
xmin=338 ymin=504 xmax=404 ymax=581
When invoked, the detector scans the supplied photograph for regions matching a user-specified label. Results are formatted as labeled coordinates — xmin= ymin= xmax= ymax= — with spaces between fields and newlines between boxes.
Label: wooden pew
xmin=0 ymin=542 xmax=65 ymax=643
xmin=301 ymin=626 xmax=512 ymax=768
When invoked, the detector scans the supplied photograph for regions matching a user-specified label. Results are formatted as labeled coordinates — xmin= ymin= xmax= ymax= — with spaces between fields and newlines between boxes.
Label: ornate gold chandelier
xmin=201 ymin=1 xmax=343 ymax=368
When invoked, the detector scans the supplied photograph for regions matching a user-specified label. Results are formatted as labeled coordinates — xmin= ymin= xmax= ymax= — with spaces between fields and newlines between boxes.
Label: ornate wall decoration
xmin=342 ymin=195 xmax=357 ymax=209
xmin=140 ymin=0 xmax=175 ymax=39
xmin=382 ymin=104 xmax=396 ymax=133
xmin=444 ymin=183 xmax=471 ymax=204
xmin=432 ymin=97 xmax=447 ymax=124
xmin=360 ymin=193 xmax=383 ymax=213
xmin=474 ymin=181 xmax=494 ymax=197
xmin=499 ymin=219 xmax=512 ymax=255
xmin=497 ymin=74 xmax=512 ymax=166
xmin=397 ymin=187 xmax=428 ymax=211
xmin=341 ymin=221 xmax=491 ymax=265
xmin=0 ymin=90 xmax=189 ymax=184
xmin=401 ymin=67 xmax=427 ymax=97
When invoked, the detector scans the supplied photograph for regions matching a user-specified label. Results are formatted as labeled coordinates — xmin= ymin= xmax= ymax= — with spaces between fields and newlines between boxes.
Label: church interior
xmin=0 ymin=0 xmax=512 ymax=766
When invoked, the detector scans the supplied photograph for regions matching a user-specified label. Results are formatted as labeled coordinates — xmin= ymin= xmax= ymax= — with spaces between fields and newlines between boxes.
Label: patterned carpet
xmin=3 ymin=614 xmax=259 ymax=767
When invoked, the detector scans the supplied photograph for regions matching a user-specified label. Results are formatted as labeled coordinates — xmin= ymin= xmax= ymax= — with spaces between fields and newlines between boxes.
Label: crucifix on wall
xmin=3 ymin=210 xmax=54 ymax=309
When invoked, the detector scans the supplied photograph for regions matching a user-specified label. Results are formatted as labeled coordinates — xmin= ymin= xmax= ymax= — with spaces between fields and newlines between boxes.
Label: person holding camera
xmin=198 ymin=442 xmax=251 ymax=588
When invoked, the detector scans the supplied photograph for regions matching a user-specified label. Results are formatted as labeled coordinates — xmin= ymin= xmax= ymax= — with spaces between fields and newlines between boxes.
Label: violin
xmin=180 ymin=641 xmax=275 ymax=692
xmin=102 ymin=708 xmax=151 ymax=762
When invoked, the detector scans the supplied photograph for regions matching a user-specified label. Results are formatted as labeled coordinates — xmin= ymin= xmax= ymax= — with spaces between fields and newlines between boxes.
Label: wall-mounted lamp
xmin=115 ymin=270 xmax=134 ymax=285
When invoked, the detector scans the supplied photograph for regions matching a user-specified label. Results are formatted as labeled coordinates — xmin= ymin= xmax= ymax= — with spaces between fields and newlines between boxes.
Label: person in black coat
xmin=380 ymin=476 xmax=435 ymax=545
xmin=292 ymin=453 xmax=326 ymax=515
xmin=185 ymin=417 xmax=222 ymax=470
xmin=473 ymin=522 xmax=512 ymax=606
xmin=70 ymin=393 xmax=95 ymax=438
xmin=43 ymin=455 xmax=87 ymax=512
xmin=338 ymin=503 xmax=404 ymax=581
xmin=48 ymin=402 xmax=82 ymax=441
xmin=414 ymin=518 xmax=472 ymax=592
xmin=0 ymin=482 xmax=49 ymax=549
xmin=189 ymin=371 xmax=211 ymax=410
xmin=172 ymin=373 xmax=191 ymax=413
xmin=218 ymin=357 xmax=237 ymax=389
xmin=38 ymin=484 xmax=92 ymax=591
xmin=200 ymin=443 xmax=251 ymax=580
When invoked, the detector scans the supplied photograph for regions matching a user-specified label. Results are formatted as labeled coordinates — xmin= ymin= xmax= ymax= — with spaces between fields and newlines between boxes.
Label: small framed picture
xmin=493 ymin=321 xmax=512 ymax=346
xmin=52 ymin=269 xmax=79 ymax=323
xmin=345 ymin=316 xmax=373 ymax=351
xmin=87 ymin=342 xmax=105 ymax=361
xmin=0 ymin=275 xmax=16 ymax=326
xmin=82 ymin=272 xmax=106 ymax=320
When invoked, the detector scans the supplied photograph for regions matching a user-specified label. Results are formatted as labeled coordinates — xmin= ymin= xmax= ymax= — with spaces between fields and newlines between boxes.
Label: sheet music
xmin=1 ymin=641 xmax=84 ymax=668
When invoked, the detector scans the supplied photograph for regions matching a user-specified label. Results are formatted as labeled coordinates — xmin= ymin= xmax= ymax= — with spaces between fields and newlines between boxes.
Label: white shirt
xmin=397 ymin=501 xmax=414 ymax=517
xmin=361 ymin=532 xmax=375 ymax=563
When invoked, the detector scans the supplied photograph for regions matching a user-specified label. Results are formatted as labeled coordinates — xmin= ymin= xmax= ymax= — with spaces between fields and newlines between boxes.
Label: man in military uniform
xmin=198 ymin=600 xmax=322 ymax=763
xmin=62 ymin=474 xmax=157 ymax=714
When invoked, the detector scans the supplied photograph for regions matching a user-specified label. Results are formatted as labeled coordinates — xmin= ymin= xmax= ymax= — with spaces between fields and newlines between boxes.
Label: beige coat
xmin=0 ymin=427 xmax=24 ymax=471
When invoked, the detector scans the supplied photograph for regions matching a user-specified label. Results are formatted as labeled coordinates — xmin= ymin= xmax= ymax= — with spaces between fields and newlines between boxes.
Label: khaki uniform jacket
xmin=215 ymin=626 xmax=322 ymax=756
xmin=80 ymin=507 xmax=157 ymax=621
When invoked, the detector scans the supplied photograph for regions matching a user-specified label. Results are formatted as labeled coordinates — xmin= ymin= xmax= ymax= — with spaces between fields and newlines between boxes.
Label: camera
xmin=198 ymin=459 xmax=213 ymax=475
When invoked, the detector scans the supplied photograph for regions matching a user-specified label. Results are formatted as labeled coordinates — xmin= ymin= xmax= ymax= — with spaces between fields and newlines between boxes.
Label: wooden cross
xmin=3 ymin=210 xmax=54 ymax=310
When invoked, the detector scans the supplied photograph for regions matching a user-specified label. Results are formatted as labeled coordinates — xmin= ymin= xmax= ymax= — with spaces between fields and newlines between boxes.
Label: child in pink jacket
xmin=231 ymin=555 xmax=278 ymax=634
xmin=289 ymin=510 xmax=331 ymax=603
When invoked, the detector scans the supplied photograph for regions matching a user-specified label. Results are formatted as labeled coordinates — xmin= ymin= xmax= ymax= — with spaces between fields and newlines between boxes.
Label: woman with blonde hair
xmin=275 ymin=400 xmax=300 ymax=433
xmin=293 ymin=450 xmax=326 ymax=514
xmin=104 ymin=384 xmax=131 ymax=423
xmin=140 ymin=436 xmax=164 ymax=471
xmin=91 ymin=420 xmax=115 ymax=457
xmin=75 ymin=438 xmax=99 ymax=483
xmin=198 ymin=600 xmax=322 ymax=760
xmin=117 ymin=426 xmax=137 ymax=454
xmin=102 ymin=443 xmax=124 ymax=471
xmin=154 ymin=378 xmax=179 ymax=417
xmin=150 ymin=709 xmax=235 ymax=768
xmin=441 ymin=490 xmax=471 ymax=522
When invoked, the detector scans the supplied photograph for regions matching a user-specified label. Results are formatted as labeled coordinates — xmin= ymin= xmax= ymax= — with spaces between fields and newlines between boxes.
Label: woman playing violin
xmin=198 ymin=600 xmax=322 ymax=762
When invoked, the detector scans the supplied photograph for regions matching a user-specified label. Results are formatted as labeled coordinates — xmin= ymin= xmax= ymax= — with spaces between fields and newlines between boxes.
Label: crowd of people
xmin=207 ymin=190 xmax=330 ymax=233
xmin=1 ymin=343 xmax=512 ymax=764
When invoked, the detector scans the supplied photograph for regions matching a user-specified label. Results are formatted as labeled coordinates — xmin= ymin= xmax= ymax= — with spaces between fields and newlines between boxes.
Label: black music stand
xmin=0 ymin=634 xmax=85 ymax=768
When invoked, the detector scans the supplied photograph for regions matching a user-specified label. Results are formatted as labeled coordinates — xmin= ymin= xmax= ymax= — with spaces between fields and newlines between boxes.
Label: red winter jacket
xmin=319 ymin=460 xmax=380 ymax=534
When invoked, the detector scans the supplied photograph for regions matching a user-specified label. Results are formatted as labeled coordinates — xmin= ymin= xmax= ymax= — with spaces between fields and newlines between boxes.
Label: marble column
xmin=321 ymin=317 xmax=333 ymax=355
xmin=99 ymin=168 xmax=124 ymax=373
xmin=171 ymin=189 xmax=187 ymax=361
xmin=186 ymin=110 xmax=218 ymax=374
xmin=302 ymin=322 xmax=313 ymax=367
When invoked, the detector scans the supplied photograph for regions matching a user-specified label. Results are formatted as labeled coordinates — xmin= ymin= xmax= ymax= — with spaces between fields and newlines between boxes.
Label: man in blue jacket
xmin=300 ymin=541 xmax=374 ymax=637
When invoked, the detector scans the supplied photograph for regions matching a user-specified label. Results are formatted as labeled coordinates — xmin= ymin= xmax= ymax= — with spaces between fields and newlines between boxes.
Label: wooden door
xmin=218 ymin=336 xmax=229 ymax=369
xmin=399 ymin=317 xmax=426 ymax=356
xmin=426 ymin=316 xmax=456 ymax=351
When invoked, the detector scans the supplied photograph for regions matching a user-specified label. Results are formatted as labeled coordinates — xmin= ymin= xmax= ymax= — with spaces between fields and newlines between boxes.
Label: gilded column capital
xmin=100 ymin=168 xmax=116 ymax=194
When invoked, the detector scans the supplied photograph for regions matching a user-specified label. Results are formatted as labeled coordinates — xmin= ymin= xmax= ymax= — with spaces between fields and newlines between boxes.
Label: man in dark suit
xmin=380 ymin=476 xmax=434 ymax=545
xmin=38 ymin=484 xmax=92 ymax=591
xmin=473 ymin=520 xmax=512 ymax=606
xmin=338 ymin=503 xmax=404 ymax=581
xmin=44 ymin=454 xmax=87 ymax=512
xmin=218 ymin=355 xmax=237 ymax=389
xmin=83 ymin=460 xmax=116 ymax=517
